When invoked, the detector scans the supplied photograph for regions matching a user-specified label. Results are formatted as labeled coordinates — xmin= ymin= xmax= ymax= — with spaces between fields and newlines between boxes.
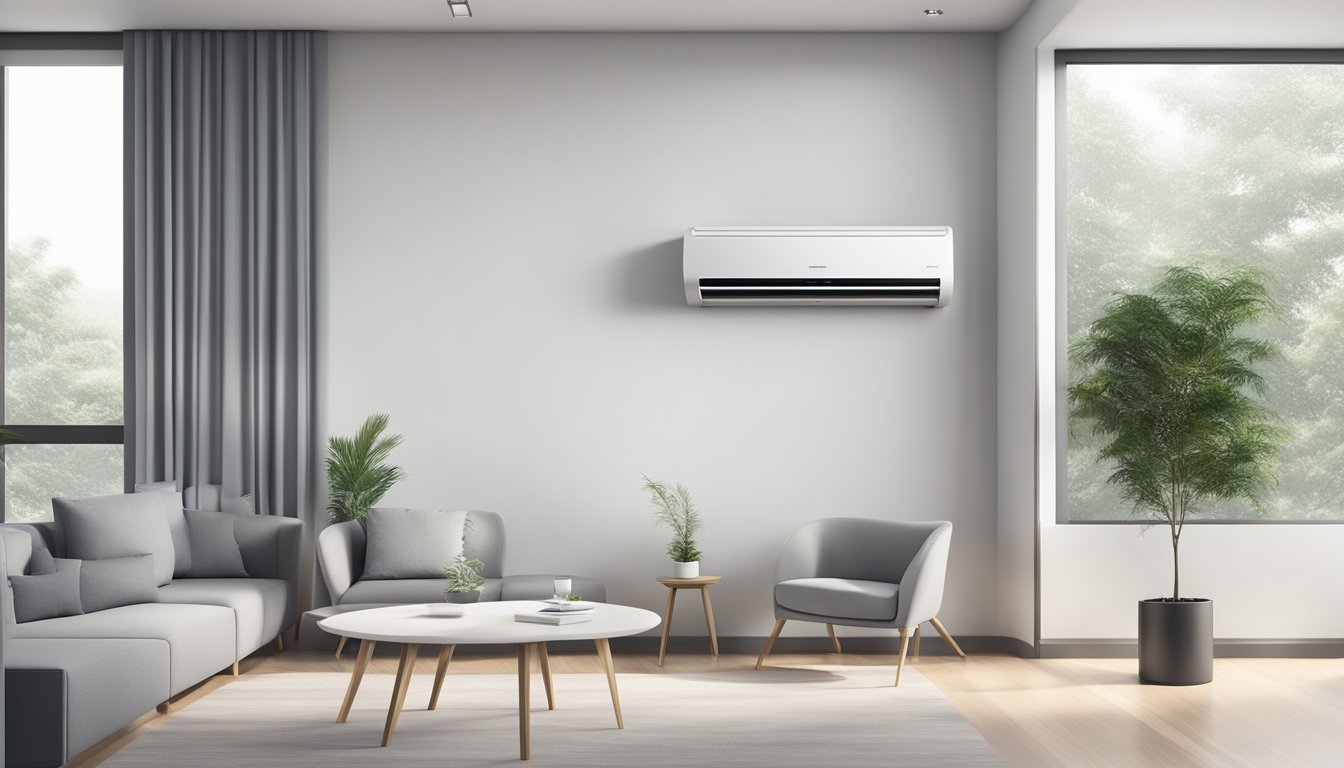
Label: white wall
xmin=995 ymin=0 xmax=1080 ymax=650
xmin=325 ymin=32 xmax=1000 ymax=639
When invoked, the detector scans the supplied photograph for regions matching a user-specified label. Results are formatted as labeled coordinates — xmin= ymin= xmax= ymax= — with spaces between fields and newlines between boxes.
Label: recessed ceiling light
xmin=924 ymin=9 xmax=945 ymax=15
xmin=447 ymin=0 xmax=472 ymax=19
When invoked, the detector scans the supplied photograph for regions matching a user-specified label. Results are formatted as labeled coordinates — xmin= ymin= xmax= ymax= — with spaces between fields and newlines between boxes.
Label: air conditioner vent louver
xmin=683 ymin=227 xmax=953 ymax=308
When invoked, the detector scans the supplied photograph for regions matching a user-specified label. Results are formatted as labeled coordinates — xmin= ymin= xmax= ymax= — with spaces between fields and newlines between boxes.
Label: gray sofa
xmin=317 ymin=509 xmax=606 ymax=610
xmin=2 ymin=488 xmax=301 ymax=768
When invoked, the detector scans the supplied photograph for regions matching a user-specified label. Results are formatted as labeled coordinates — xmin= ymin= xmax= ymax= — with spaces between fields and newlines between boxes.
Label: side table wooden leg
xmin=658 ymin=587 xmax=677 ymax=667
xmin=518 ymin=643 xmax=533 ymax=760
xmin=595 ymin=638 xmax=624 ymax=729
xmin=700 ymin=586 xmax=719 ymax=657
xmin=538 ymin=642 xmax=555 ymax=710
xmin=382 ymin=643 xmax=418 ymax=747
xmin=337 ymin=639 xmax=375 ymax=723
xmin=429 ymin=644 xmax=456 ymax=710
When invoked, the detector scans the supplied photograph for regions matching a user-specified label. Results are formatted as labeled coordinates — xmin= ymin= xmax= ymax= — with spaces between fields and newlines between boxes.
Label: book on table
xmin=515 ymin=610 xmax=594 ymax=625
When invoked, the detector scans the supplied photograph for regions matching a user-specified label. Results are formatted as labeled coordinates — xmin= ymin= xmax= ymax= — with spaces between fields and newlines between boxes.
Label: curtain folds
xmin=125 ymin=30 xmax=325 ymax=521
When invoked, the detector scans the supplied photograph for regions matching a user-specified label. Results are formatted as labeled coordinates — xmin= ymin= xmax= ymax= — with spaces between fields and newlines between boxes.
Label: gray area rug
xmin=103 ymin=666 xmax=1005 ymax=767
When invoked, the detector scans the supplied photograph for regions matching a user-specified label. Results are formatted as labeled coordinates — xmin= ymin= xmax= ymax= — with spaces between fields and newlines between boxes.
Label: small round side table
xmin=655 ymin=575 xmax=722 ymax=666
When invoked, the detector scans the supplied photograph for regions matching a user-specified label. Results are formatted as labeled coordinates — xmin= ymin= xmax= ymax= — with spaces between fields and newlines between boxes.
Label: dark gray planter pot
xmin=444 ymin=591 xmax=481 ymax=604
xmin=1138 ymin=598 xmax=1213 ymax=685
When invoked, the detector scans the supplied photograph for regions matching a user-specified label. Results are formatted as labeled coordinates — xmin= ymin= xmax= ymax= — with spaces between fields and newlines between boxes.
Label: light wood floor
xmin=68 ymin=647 xmax=1344 ymax=768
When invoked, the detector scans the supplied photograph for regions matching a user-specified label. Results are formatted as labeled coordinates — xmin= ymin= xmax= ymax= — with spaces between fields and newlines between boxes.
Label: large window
xmin=1063 ymin=52 xmax=1344 ymax=522
xmin=3 ymin=52 xmax=124 ymax=522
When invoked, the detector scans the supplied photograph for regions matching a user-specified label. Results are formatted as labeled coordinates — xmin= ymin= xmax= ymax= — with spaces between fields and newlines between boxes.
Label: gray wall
xmin=325 ymin=32 xmax=998 ymax=638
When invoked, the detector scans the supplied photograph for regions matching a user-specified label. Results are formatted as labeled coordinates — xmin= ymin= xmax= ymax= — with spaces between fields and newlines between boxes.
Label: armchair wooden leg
xmin=913 ymin=625 xmax=922 ymax=659
xmin=929 ymin=616 xmax=966 ymax=658
xmin=276 ymin=633 xmax=285 ymax=651
xmin=756 ymin=619 xmax=786 ymax=670
xmin=231 ymin=661 xmax=240 ymax=677
xmin=894 ymin=627 xmax=911 ymax=687
xmin=826 ymin=623 xmax=842 ymax=654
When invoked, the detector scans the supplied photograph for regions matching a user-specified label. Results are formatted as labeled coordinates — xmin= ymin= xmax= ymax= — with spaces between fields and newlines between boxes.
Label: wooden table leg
xmin=700 ymin=586 xmax=719 ymax=657
xmin=382 ymin=643 xmax=418 ymax=747
xmin=337 ymin=639 xmax=375 ymax=723
xmin=335 ymin=635 xmax=348 ymax=658
xmin=538 ymin=642 xmax=555 ymax=710
xmin=595 ymin=638 xmax=624 ymax=729
xmin=518 ymin=643 xmax=533 ymax=760
xmin=428 ymin=644 xmax=456 ymax=710
xmin=658 ymin=587 xmax=677 ymax=667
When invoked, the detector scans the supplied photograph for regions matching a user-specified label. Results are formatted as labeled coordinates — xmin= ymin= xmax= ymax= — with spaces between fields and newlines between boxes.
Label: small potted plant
xmin=442 ymin=553 xmax=486 ymax=603
xmin=642 ymin=474 xmax=703 ymax=579
xmin=1069 ymin=266 xmax=1283 ymax=685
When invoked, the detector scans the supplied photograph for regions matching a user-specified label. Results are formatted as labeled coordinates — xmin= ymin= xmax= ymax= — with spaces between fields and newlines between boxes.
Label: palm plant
xmin=325 ymin=413 xmax=404 ymax=525
xmin=1068 ymin=266 xmax=1284 ymax=600
xmin=642 ymin=474 xmax=702 ymax=563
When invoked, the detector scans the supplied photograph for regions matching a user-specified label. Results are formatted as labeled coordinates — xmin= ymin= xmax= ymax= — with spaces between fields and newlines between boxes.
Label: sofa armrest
xmin=233 ymin=515 xmax=304 ymax=628
xmin=894 ymin=523 xmax=952 ymax=628
xmin=316 ymin=520 xmax=365 ymax=605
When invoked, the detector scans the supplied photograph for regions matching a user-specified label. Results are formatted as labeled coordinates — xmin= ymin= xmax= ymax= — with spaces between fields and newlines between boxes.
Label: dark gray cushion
xmin=774 ymin=577 xmax=900 ymax=621
xmin=362 ymin=508 xmax=468 ymax=579
xmin=10 ymin=559 xmax=83 ymax=622
xmin=28 ymin=547 xmax=56 ymax=575
xmin=54 ymin=493 xmax=178 ymax=586
xmin=184 ymin=510 xmax=249 ymax=577
xmin=78 ymin=554 xmax=160 ymax=613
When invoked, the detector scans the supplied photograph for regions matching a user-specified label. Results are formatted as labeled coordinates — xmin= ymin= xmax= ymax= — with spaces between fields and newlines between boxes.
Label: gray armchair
xmin=755 ymin=517 xmax=964 ymax=686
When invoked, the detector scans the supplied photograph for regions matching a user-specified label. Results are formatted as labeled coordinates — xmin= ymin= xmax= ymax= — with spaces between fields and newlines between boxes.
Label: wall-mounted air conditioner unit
xmin=682 ymin=226 xmax=953 ymax=307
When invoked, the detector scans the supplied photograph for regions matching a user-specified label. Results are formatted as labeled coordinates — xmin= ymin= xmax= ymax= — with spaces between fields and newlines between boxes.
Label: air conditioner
xmin=682 ymin=226 xmax=953 ymax=307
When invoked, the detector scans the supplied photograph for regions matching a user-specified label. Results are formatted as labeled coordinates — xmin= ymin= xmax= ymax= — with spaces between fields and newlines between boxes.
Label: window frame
xmin=1055 ymin=48 xmax=1344 ymax=525
xmin=0 ymin=33 xmax=127 ymax=521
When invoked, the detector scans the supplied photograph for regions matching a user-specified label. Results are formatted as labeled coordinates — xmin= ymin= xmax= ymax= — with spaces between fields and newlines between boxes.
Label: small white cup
xmin=554 ymin=577 xmax=572 ymax=598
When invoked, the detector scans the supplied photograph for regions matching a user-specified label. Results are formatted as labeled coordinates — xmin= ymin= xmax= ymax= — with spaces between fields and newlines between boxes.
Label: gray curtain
xmin=125 ymin=30 xmax=325 ymax=522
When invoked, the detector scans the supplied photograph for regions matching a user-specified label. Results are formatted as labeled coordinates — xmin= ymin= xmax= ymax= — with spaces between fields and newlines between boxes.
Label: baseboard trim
xmin=1040 ymin=638 xmax=1344 ymax=659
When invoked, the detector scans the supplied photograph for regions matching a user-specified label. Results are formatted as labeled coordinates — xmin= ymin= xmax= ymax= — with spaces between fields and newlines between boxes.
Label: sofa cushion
xmin=78 ymin=554 xmax=160 ymax=613
xmin=54 ymin=493 xmax=178 ymax=586
xmin=28 ymin=547 xmax=56 ymax=574
xmin=341 ymin=577 xmax=503 ymax=605
xmin=5 ymin=637 xmax=170 ymax=767
xmin=14 ymin=603 xmax=236 ymax=695
xmin=184 ymin=510 xmax=249 ymax=577
xmin=775 ymin=577 xmax=900 ymax=622
xmin=158 ymin=578 xmax=287 ymax=658
xmin=10 ymin=560 xmax=83 ymax=622
xmin=362 ymin=508 xmax=468 ymax=580
xmin=134 ymin=481 xmax=193 ymax=576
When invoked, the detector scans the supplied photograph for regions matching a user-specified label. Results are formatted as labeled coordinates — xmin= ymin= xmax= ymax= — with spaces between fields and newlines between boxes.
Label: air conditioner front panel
xmin=682 ymin=226 xmax=953 ymax=307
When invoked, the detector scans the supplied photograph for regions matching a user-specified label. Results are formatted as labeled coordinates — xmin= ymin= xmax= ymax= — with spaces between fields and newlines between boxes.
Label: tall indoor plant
xmin=642 ymin=474 xmax=703 ymax=578
xmin=1069 ymin=266 xmax=1283 ymax=685
xmin=325 ymin=413 xmax=405 ymax=526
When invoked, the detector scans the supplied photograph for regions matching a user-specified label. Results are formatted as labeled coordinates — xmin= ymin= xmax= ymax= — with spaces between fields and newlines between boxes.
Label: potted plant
xmin=1069 ymin=266 xmax=1284 ymax=685
xmin=642 ymin=474 xmax=703 ymax=578
xmin=325 ymin=413 xmax=404 ymax=526
xmin=442 ymin=553 xmax=486 ymax=603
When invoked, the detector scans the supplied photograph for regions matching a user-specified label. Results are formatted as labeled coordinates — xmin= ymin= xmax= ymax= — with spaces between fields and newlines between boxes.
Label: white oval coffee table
xmin=319 ymin=601 xmax=661 ymax=759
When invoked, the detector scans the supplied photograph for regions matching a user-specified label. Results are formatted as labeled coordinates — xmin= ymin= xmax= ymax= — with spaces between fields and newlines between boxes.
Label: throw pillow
xmin=78 ymin=555 xmax=160 ymax=613
xmin=54 ymin=492 xmax=178 ymax=586
xmin=134 ymin=481 xmax=193 ymax=577
xmin=27 ymin=547 xmax=57 ymax=575
xmin=9 ymin=559 xmax=83 ymax=622
xmin=184 ymin=510 xmax=249 ymax=577
xmin=362 ymin=508 xmax=469 ymax=580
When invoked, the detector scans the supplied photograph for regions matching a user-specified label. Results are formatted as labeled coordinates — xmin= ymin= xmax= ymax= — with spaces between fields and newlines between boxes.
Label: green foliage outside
xmin=1067 ymin=64 xmax=1344 ymax=520
xmin=642 ymin=474 xmax=702 ymax=563
xmin=1069 ymin=267 xmax=1285 ymax=598
xmin=4 ymin=237 xmax=124 ymax=522
xmin=325 ymin=413 xmax=404 ymax=525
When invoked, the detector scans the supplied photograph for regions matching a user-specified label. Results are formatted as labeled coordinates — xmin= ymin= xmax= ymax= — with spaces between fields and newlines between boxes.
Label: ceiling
xmin=0 ymin=0 xmax=1035 ymax=34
